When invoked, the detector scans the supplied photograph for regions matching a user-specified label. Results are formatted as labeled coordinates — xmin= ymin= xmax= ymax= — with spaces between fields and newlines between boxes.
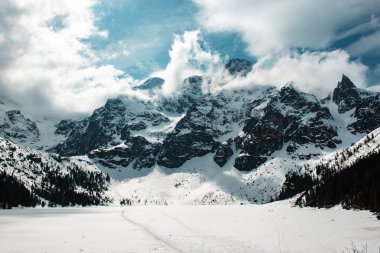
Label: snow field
xmin=0 ymin=201 xmax=379 ymax=253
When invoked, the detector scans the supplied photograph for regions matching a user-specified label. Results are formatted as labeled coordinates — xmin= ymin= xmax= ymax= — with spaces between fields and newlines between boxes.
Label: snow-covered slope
xmin=0 ymin=138 xmax=110 ymax=206
xmin=105 ymin=129 xmax=378 ymax=206
xmin=304 ymin=126 xmax=380 ymax=177
xmin=1 ymin=203 xmax=379 ymax=253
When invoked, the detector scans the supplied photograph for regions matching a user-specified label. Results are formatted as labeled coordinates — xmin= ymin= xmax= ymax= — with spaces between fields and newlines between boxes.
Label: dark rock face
xmin=89 ymin=136 xmax=159 ymax=169
xmin=333 ymin=75 xmax=380 ymax=134
xmin=128 ymin=121 xmax=147 ymax=131
xmin=52 ymin=98 xmax=123 ymax=155
xmin=213 ymin=139 xmax=234 ymax=167
xmin=348 ymin=98 xmax=380 ymax=133
xmin=225 ymin=58 xmax=253 ymax=76
xmin=157 ymin=88 xmax=276 ymax=169
xmin=158 ymin=131 xmax=219 ymax=168
xmin=234 ymin=154 xmax=266 ymax=171
xmin=234 ymin=84 xmax=340 ymax=171
xmin=279 ymin=85 xmax=339 ymax=148
xmin=0 ymin=110 xmax=39 ymax=143
xmin=158 ymin=94 xmax=229 ymax=168
xmin=55 ymin=119 xmax=79 ymax=136
xmin=157 ymin=89 xmax=259 ymax=168
xmin=333 ymin=75 xmax=362 ymax=113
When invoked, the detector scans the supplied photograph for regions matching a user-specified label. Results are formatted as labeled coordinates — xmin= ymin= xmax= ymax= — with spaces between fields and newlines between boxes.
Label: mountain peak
xmin=281 ymin=81 xmax=298 ymax=91
xmin=279 ymin=82 xmax=304 ymax=97
xmin=332 ymin=74 xmax=360 ymax=113
xmin=225 ymin=58 xmax=253 ymax=76
xmin=338 ymin=74 xmax=356 ymax=90
xmin=134 ymin=77 xmax=164 ymax=90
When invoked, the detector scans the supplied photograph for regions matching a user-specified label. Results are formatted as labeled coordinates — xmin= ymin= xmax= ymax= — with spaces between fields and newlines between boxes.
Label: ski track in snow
xmin=120 ymin=209 xmax=185 ymax=253
xmin=120 ymin=208 xmax=251 ymax=253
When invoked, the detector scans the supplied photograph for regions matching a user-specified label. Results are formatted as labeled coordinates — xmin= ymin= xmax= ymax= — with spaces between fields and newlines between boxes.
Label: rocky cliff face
xmin=157 ymin=95 xmax=222 ymax=168
xmin=158 ymin=87 xmax=275 ymax=168
xmin=333 ymin=74 xmax=380 ymax=134
xmin=89 ymin=136 xmax=160 ymax=169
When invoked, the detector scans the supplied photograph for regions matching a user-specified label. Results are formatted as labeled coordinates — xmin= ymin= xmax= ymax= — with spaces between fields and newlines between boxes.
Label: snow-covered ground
xmin=1 ymin=201 xmax=379 ymax=253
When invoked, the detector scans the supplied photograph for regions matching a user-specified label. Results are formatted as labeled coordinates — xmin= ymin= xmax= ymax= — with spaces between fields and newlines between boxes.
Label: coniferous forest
xmin=295 ymin=151 xmax=380 ymax=216
xmin=0 ymin=165 xmax=110 ymax=208
xmin=277 ymin=171 xmax=314 ymax=201
xmin=0 ymin=171 xmax=39 ymax=209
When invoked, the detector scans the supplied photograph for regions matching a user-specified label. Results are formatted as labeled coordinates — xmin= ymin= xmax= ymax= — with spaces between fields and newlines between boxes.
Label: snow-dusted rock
xmin=333 ymin=75 xmax=380 ymax=134
xmin=213 ymin=139 xmax=234 ymax=167
xmin=0 ymin=110 xmax=39 ymax=144
xmin=134 ymin=77 xmax=164 ymax=90
xmin=52 ymin=96 xmax=169 ymax=156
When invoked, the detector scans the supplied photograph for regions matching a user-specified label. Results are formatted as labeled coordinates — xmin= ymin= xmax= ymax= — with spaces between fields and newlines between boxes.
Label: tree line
xmin=279 ymin=133 xmax=380 ymax=217
xmin=296 ymin=151 xmax=380 ymax=216
xmin=0 ymin=163 xmax=111 ymax=208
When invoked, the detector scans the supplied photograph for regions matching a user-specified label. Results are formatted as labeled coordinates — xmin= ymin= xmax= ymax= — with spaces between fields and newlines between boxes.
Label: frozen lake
xmin=0 ymin=201 xmax=379 ymax=253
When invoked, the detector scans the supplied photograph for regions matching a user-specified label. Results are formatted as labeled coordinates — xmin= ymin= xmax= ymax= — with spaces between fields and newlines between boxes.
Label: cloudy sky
xmin=0 ymin=0 xmax=379 ymax=117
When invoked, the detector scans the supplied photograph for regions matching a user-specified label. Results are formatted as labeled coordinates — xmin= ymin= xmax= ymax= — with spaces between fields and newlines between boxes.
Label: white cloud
xmin=207 ymin=50 xmax=367 ymax=98
xmin=153 ymin=30 xmax=221 ymax=96
xmin=346 ymin=31 xmax=380 ymax=56
xmin=0 ymin=0 xmax=135 ymax=118
xmin=152 ymin=30 xmax=367 ymax=99
xmin=192 ymin=0 xmax=373 ymax=96
xmin=194 ymin=0 xmax=379 ymax=56
xmin=335 ymin=15 xmax=380 ymax=41
xmin=0 ymin=0 xmax=374 ymax=119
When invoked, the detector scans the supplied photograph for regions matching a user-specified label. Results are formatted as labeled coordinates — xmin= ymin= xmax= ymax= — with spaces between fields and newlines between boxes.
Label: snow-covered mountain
xmin=51 ymin=71 xmax=374 ymax=172
xmin=1 ymin=59 xmax=380 ymax=206
xmin=0 ymin=96 xmax=65 ymax=149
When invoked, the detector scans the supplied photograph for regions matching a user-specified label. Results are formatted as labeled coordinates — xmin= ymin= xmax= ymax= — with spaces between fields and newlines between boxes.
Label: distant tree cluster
xmin=278 ymin=171 xmax=314 ymax=200
xmin=32 ymin=164 xmax=110 ymax=207
xmin=0 ymin=171 xmax=39 ymax=209
xmin=120 ymin=198 xmax=132 ymax=206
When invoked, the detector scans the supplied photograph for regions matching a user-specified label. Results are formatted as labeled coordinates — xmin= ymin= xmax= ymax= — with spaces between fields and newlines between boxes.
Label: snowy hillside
xmin=305 ymin=126 xmax=380 ymax=177
xmin=292 ymin=132 xmax=380 ymax=214
xmin=0 ymin=138 xmax=110 ymax=207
